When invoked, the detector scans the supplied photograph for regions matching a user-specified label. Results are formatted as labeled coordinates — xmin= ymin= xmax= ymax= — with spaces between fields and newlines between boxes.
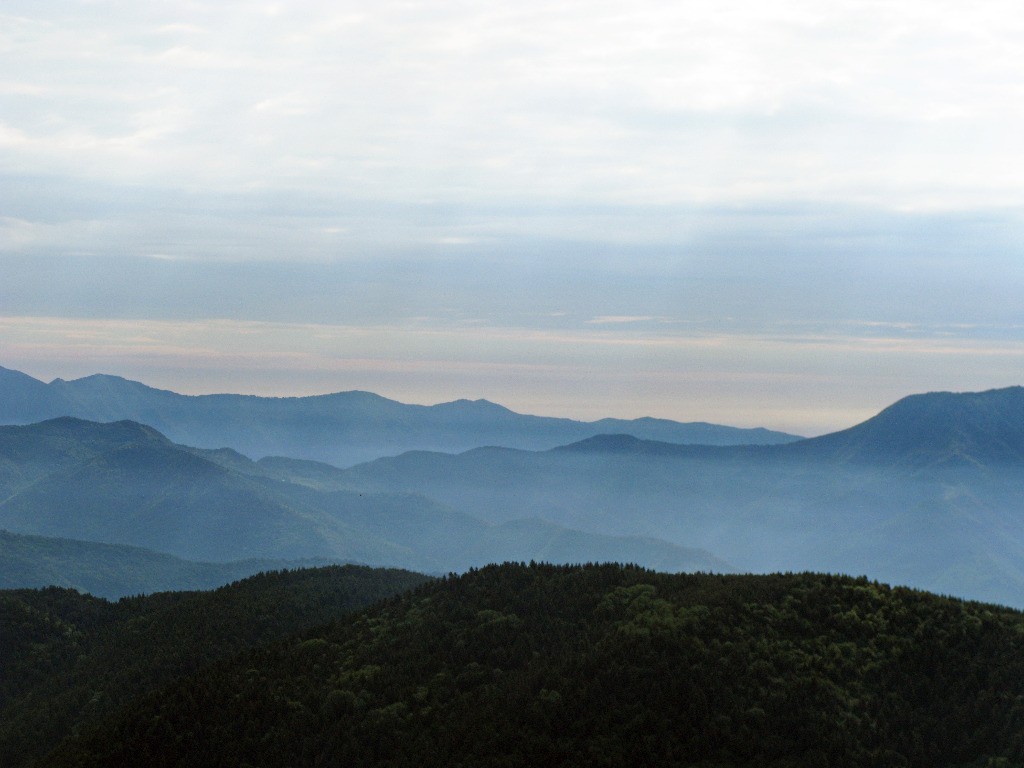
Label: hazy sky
xmin=3 ymin=1 xmax=1024 ymax=434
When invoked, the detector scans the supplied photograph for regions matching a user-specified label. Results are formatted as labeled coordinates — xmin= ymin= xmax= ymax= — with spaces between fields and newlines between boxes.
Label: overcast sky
xmin=3 ymin=0 xmax=1024 ymax=435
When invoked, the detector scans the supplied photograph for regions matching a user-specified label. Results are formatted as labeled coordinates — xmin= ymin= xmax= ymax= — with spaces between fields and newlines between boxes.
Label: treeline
xmin=0 ymin=565 xmax=431 ymax=767
xmin=36 ymin=563 xmax=1024 ymax=767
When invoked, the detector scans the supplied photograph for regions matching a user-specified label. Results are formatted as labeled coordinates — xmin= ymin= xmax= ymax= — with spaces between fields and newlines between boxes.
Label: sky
xmin=2 ymin=1 xmax=1024 ymax=435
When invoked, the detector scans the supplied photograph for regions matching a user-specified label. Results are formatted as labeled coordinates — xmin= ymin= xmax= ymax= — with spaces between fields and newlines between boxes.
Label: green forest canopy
xmin=19 ymin=563 xmax=1024 ymax=768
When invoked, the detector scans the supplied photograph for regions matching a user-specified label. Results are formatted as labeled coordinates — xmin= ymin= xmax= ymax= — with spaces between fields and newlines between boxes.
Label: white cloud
xmin=3 ymin=1 xmax=1023 ymax=429
xmin=2 ymin=1 xmax=1023 ymax=208
xmin=587 ymin=316 xmax=657 ymax=325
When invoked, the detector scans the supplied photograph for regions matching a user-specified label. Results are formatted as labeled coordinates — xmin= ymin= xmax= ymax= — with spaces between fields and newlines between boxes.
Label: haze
xmin=3 ymin=1 xmax=1023 ymax=435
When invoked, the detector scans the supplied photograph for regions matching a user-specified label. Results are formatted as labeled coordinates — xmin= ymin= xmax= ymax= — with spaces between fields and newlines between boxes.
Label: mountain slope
xmin=0 ymin=416 xmax=170 ymax=495
xmin=0 ymin=366 xmax=800 ymax=466
xmin=0 ymin=366 xmax=59 ymax=422
xmin=41 ymin=563 xmax=1024 ymax=768
xmin=338 ymin=387 xmax=1024 ymax=607
xmin=0 ymin=418 xmax=728 ymax=576
xmin=0 ymin=435 xmax=392 ymax=563
xmin=550 ymin=386 xmax=1024 ymax=470
xmin=788 ymin=386 xmax=1024 ymax=467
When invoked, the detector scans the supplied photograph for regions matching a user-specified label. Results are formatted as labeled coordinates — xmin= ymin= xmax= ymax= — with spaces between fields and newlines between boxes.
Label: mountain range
xmin=0 ymin=417 xmax=728 ymax=583
xmin=0 ymin=366 xmax=799 ymax=467
xmin=335 ymin=387 xmax=1024 ymax=607
xmin=3 ymin=363 xmax=1024 ymax=608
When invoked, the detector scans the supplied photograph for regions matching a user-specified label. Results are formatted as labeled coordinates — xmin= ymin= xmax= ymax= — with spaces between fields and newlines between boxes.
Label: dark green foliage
xmin=41 ymin=564 xmax=1024 ymax=768
xmin=0 ymin=565 xmax=431 ymax=767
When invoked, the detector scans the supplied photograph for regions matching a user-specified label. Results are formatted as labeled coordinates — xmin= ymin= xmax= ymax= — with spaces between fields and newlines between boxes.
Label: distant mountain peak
xmin=433 ymin=398 xmax=514 ymax=415
xmin=551 ymin=433 xmax=713 ymax=457
xmin=0 ymin=365 xmax=43 ymax=381
xmin=321 ymin=389 xmax=391 ymax=401
xmin=792 ymin=385 xmax=1024 ymax=467
xmin=72 ymin=373 xmax=132 ymax=383
xmin=52 ymin=372 xmax=166 ymax=393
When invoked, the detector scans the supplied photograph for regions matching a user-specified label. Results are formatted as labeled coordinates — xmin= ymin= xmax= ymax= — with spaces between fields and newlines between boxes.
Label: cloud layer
xmin=2 ymin=1 xmax=1023 ymax=432
xmin=5 ymin=1 xmax=1024 ymax=207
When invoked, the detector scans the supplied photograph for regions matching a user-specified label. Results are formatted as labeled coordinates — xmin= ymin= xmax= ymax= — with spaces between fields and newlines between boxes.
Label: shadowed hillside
xmin=0 ymin=565 xmax=431 ymax=767
xmin=339 ymin=387 xmax=1024 ymax=607
xmin=0 ymin=418 xmax=728 ymax=578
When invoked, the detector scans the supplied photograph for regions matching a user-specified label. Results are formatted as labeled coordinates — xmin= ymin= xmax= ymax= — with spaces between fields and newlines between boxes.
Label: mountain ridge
xmin=337 ymin=385 xmax=1024 ymax=607
xmin=0 ymin=417 xmax=729 ymax=577
xmin=550 ymin=386 xmax=1024 ymax=470
xmin=0 ymin=365 xmax=801 ymax=466
xmin=5 ymin=375 xmax=1024 ymax=607
xmin=786 ymin=385 xmax=1024 ymax=468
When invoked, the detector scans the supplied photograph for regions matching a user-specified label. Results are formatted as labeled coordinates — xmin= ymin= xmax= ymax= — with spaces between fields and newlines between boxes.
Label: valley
xmin=3 ymin=367 xmax=1024 ymax=607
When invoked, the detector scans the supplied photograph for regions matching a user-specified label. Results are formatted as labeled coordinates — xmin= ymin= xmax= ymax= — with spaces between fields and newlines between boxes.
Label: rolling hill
xmin=0 ymin=418 xmax=729 ymax=579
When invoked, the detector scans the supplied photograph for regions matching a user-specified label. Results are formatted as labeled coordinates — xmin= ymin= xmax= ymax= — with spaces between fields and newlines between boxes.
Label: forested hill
xmin=45 ymin=563 xmax=1024 ymax=768
xmin=0 ymin=565 xmax=431 ymax=768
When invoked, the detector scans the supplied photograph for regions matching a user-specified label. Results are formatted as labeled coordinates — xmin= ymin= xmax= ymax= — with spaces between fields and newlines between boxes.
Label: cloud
xmin=3 ymin=1 xmax=1024 ymax=208
xmin=2 ymin=2 xmax=1022 ymax=434
xmin=586 ymin=316 xmax=657 ymax=325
